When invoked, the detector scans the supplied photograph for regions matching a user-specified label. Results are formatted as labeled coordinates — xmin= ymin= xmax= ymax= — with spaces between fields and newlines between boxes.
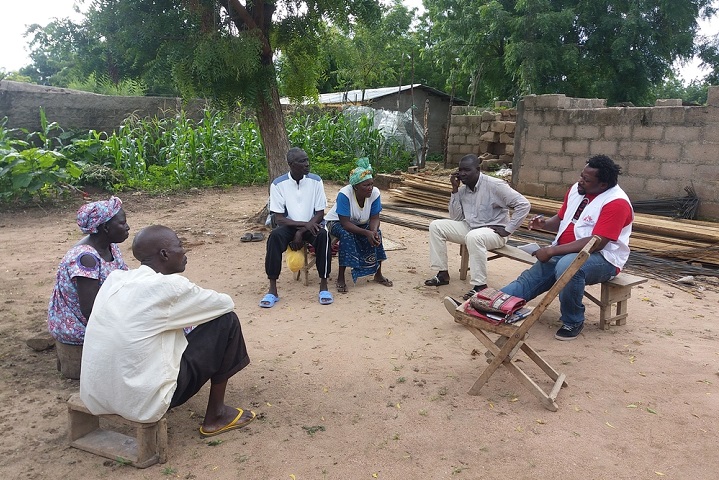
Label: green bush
xmin=287 ymin=111 xmax=412 ymax=181
xmin=0 ymin=116 xmax=83 ymax=201
xmin=2 ymin=107 xmax=414 ymax=201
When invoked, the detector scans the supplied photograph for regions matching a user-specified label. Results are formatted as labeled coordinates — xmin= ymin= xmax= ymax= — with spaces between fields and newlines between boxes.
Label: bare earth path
xmin=0 ymin=185 xmax=717 ymax=480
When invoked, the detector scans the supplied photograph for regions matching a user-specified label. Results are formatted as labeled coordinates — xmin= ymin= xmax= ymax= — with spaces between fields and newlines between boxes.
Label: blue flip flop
xmin=318 ymin=290 xmax=334 ymax=305
xmin=259 ymin=293 xmax=279 ymax=308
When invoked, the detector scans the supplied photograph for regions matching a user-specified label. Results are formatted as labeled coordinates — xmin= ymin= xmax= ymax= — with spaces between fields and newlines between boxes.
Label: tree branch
xmin=220 ymin=0 xmax=273 ymax=57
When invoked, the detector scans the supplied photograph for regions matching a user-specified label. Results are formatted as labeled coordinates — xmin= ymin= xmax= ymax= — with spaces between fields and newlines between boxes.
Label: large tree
xmin=331 ymin=1 xmax=415 ymax=94
xmin=25 ymin=0 xmax=380 ymax=181
xmin=276 ymin=2 xmax=433 ymax=100
xmin=423 ymin=0 xmax=518 ymax=105
xmin=698 ymin=29 xmax=719 ymax=85
xmin=424 ymin=0 xmax=715 ymax=105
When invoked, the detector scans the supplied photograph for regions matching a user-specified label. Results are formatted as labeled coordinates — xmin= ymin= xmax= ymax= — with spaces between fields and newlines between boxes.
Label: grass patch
xmin=302 ymin=425 xmax=326 ymax=436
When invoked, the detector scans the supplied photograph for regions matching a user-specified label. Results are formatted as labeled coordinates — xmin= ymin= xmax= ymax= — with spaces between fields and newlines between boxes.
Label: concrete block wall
xmin=514 ymin=89 xmax=719 ymax=220
xmin=446 ymin=104 xmax=517 ymax=167
xmin=0 ymin=81 xmax=207 ymax=136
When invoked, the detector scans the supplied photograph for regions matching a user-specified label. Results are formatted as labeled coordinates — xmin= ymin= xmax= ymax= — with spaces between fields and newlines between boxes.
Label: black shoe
xmin=462 ymin=284 xmax=487 ymax=301
xmin=554 ymin=323 xmax=584 ymax=341
xmin=425 ymin=275 xmax=449 ymax=287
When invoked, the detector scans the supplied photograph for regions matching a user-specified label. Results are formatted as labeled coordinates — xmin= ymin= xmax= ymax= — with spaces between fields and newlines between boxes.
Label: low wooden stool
xmin=583 ymin=273 xmax=648 ymax=330
xmin=56 ymin=342 xmax=83 ymax=380
xmin=295 ymin=244 xmax=316 ymax=286
xmin=67 ymin=393 xmax=167 ymax=468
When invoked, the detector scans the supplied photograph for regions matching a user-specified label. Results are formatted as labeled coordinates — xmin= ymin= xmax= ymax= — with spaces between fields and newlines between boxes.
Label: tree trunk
xmin=249 ymin=82 xmax=289 ymax=225
xmin=256 ymin=81 xmax=290 ymax=184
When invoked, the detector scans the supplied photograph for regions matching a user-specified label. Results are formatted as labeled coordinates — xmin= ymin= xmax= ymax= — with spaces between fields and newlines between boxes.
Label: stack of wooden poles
xmin=389 ymin=173 xmax=719 ymax=268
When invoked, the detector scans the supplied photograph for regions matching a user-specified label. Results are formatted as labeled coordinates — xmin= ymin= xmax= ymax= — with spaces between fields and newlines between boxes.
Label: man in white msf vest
xmin=501 ymin=155 xmax=633 ymax=341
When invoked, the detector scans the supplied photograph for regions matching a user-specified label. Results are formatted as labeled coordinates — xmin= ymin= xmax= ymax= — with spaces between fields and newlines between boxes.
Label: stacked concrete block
xmin=513 ymin=89 xmax=719 ymax=220
xmin=655 ymin=99 xmax=682 ymax=106
xmin=446 ymin=105 xmax=517 ymax=168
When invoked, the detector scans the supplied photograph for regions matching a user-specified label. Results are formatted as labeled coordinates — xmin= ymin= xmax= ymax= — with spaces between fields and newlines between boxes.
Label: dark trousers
xmin=265 ymin=225 xmax=332 ymax=280
xmin=170 ymin=312 xmax=250 ymax=408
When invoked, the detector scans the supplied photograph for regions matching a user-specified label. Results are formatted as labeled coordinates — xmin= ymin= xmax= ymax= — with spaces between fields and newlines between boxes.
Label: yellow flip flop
xmin=199 ymin=408 xmax=256 ymax=437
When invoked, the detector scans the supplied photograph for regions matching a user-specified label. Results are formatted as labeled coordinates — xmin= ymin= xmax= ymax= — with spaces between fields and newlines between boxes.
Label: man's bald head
xmin=132 ymin=225 xmax=187 ymax=274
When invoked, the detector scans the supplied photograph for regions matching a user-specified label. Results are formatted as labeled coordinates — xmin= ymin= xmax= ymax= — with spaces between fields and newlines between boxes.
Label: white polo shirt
xmin=269 ymin=172 xmax=326 ymax=222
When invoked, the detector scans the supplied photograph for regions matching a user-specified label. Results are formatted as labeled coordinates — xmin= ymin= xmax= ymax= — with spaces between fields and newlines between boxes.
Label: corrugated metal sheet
xmin=281 ymin=84 xmax=455 ymax=105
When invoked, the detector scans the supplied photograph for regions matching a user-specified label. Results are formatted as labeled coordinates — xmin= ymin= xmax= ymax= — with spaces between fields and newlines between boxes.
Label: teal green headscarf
xmin=349 ymin=157 xmax=373 ymax=186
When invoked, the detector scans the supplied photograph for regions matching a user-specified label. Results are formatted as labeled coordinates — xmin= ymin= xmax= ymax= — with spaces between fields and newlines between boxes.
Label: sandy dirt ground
xmin=0 ymin=184 xmax=718 ymax=480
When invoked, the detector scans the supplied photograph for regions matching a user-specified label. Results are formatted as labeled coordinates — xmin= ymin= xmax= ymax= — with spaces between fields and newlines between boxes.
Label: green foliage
xmin=650 ymin=77 xmax=709 ymax=105
xmin=286 ymin=111 xmax=412 ymax=181
xmin=21 ymin=18 xmax=85 ymax=86
xmin=171 ymin=32 xmax=266 ymax=108
xmin=302 ymin=425 xmax=326 ymax=436
xmin=1 ymin=108 xmax=412 ymax=200
xmin=283 ymin=2 xmax=424 ymax=99
xmin=98 ymin=110 xmax=268 ymax=191
xmin=333 ymin=2 xmax=415 ymax=92
xmin=424 ymin=0 xmax=714 ymax=105
xmin=698 ymin=14 xmax=719 ymax=86
xmin=67 ymin=73 xmax=148 ymax=96
xmin=0 ymin=70 xmax=33 ymax=83
xmin=30 ymin=107 xmax=68 ymax=150
xmin=424 ymin=0 xmax=518 ymax=104
xmin=79 ymin=164 xmax=126 ymax=191
xmin=0 ymin=117 xmax=83 ymax=201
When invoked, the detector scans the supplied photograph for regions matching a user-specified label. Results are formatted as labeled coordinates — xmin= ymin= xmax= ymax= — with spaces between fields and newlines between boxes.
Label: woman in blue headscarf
xmin=325 ymin=158 xmax=392 ymax=293
xmin=48 ymin=196 xmax=130 ymax=346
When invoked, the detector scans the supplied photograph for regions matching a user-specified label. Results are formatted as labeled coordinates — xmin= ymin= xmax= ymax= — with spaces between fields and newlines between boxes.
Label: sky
xmin=1 ymin=0 xmax=716 ymax=85
xmin=0 ymin=0 xmax=84 ymax=72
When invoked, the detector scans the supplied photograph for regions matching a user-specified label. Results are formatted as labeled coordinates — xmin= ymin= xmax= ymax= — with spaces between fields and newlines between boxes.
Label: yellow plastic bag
xmin=285 ymin=246 xmax=305 ymax=273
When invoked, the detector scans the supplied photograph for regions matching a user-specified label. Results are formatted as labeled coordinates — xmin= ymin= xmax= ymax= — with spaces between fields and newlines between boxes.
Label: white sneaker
xmin=443 ymin=296 xmax=461 ymax=316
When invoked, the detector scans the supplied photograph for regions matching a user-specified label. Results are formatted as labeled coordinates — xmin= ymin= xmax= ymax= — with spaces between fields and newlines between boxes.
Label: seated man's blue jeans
xmin=501 ymin=252 xmax=617 ymax=327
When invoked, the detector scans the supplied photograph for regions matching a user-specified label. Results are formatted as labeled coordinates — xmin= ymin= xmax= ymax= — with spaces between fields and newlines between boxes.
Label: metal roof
xmin=280 ymin=84 xmax=460 ymax=105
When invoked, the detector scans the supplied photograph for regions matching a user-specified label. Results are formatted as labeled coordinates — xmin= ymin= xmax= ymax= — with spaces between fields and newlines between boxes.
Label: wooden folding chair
xmin=450 ymin=236 xmax=599 ymax=411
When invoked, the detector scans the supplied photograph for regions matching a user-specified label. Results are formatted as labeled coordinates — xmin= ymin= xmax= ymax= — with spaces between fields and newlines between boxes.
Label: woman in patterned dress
xmin=47 ymin=196 xmax=130 ymax=346
xmin=325 ymin=158 xmax=393 ymax=294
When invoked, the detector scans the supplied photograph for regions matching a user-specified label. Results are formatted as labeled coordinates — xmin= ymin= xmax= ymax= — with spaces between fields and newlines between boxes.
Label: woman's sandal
xmin=424 ymin=275 xmax=449 ymax=287
xmin=374 ymin=277 xmax=393 ymax=287
xmin=336 ymin=283 xmax=348 ymax=294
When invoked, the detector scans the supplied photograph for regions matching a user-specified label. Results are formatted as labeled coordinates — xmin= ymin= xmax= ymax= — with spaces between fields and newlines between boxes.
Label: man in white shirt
xmin=424 ymin=154 xmax=531 ymax=300
xmin=260 ymin=147 xmax=333 ymax=307
xmin=80 ymin=225 xmax=255 ymax=437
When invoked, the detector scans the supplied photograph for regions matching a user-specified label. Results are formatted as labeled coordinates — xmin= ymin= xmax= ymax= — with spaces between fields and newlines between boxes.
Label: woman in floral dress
xmin=47 ymin=196 xmax=130 ymax=346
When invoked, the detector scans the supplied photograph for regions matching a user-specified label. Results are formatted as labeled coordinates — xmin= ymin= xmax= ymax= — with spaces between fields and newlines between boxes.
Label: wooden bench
xmin=459 ymin=244 xmax=648 ymax=329
xmin=67 ymin=393 xmax=168 ymax=468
